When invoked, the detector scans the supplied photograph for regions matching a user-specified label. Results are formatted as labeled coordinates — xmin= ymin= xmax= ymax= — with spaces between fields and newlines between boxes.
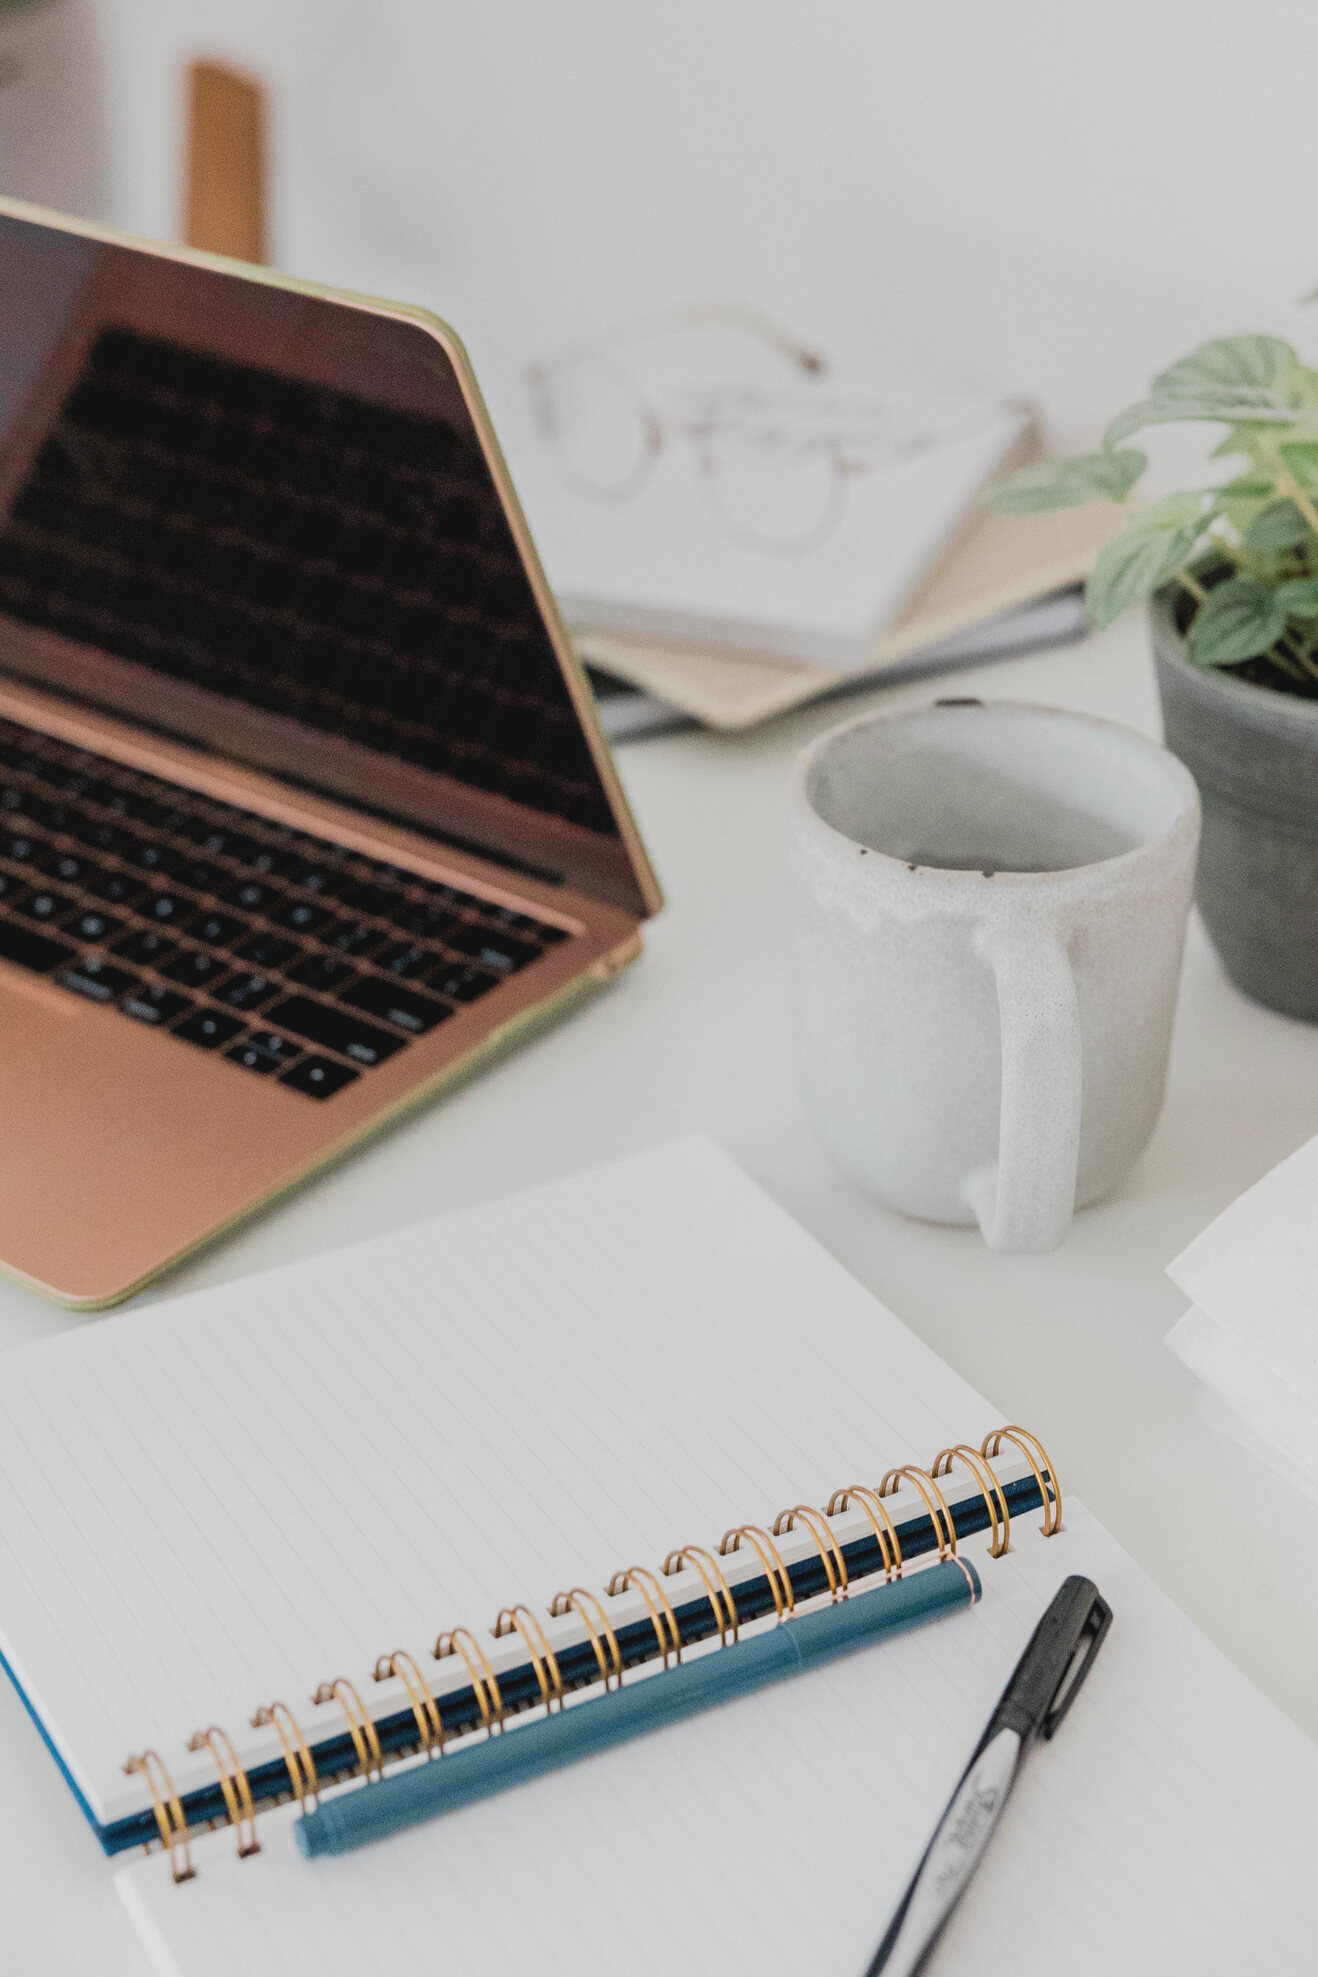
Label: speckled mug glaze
xmin=789 ymin=701 xmax=1200 ymax=1251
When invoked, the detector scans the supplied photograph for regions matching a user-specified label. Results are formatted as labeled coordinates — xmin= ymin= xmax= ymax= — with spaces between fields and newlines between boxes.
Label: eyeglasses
xmin=527 ymin=303 xmax=995 ymax=555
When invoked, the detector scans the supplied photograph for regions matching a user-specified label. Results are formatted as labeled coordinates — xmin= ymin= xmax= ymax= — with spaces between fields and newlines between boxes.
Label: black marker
xmin=867 ymin=1574 xmax=1112 ymax=1977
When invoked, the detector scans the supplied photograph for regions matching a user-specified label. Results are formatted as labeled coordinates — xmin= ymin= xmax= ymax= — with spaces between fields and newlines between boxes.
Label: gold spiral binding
xmin=718 ymin=1524 xmax=795 ymax=1620
xmin=662 ymin=1544 xmax=739 ymax=1644
xmin=878 ymin=1466 xmax=957 ymax=1557
xmin=825 ymin=1485 xmax=903 ymax=1581
xmin=980 ymin=1424 xmax=1062 ymax=1536
xmin=310 ymin=1677 xmax=383 ymax=1779
xmin=250 ymin=1701 xmax=318 ymax=1809
xmin=549 ymin=1588 xmax=624 ymax=1688
xmin=186 ymin=1725 xmax=260 ymax=1857
xmin=771 ymin=1504 xmax=849 ymax=1600
xmin=494 ymin=1604 xmax=566 ymax=1710
xmin=373 ymin=1649 xmax=444 ymax=1755
xmin=930 ymin=1445 xmax=1012 ymax=1558
xmin=124 ymin=1750 xmax=195 ymax=1883
xmin=435 ymin=1626 xmax=505 ymax=1731
xmin=606 ymin=1566 xmax=684 ymax=1665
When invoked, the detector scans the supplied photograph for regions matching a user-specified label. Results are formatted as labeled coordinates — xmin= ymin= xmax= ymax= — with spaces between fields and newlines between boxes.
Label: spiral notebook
xmin=0 ymin=1138 xmax=1315 ymax=1976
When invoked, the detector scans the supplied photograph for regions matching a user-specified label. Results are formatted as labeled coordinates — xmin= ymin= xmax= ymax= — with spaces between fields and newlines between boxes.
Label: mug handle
xmin=962 ymin=923 xmax=1082 ymax=1253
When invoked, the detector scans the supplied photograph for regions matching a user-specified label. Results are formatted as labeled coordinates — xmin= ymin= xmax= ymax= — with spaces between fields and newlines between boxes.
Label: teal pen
xmin=296 ymin=1556 xmax=981 ymax=1859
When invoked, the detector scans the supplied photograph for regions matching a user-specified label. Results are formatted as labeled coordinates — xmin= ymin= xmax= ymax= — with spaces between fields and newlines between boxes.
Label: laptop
xmin=0 ymin=199 xmax=661 ymax=1310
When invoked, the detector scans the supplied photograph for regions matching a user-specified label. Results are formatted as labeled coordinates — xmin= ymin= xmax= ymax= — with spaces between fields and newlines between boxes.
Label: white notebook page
xmin=117 ymin=1501 xmax=1318 ymax=1977
xmin=0 ymin=1135 xmax=1006 ymax=1827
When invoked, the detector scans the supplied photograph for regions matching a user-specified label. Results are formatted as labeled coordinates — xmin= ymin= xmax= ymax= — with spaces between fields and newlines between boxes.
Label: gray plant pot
xmin=1151 ymin=587 xmax=1318 ymax=1021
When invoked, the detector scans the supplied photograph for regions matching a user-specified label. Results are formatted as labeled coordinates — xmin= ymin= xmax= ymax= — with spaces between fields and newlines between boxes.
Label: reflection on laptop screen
xmin=0 ymin=216 xmax=641 ymax=911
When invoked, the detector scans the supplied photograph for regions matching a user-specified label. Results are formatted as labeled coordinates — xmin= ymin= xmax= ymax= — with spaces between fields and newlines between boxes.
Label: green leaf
xmin=1186 ymin=578 xmax=1288 ymax=666
xmin=1219 ymin=473 xmax=1276 ymax=498
xmin=1215 ymin=468 xmax=1278 ymax=538
xmin=1153 ymin=335 xmax=1300 ymax=396
xmin=1104 ymin=390 xmax=1294 ymax=448
xmin=1279 ymin=440 xmax=1318 ymax=489
xmin=982 ymin=448 xmax=1146 ymax=515
xmin=1084 ymin=509 xmax=1210 ymax=628
xmin=1275 ymin=577 xmax=1318 ymax=617
xmin=1242 ymin=498 xmax=1313 ymax=557
xmin=1138 ymin=492 xmax=1214 ymax=530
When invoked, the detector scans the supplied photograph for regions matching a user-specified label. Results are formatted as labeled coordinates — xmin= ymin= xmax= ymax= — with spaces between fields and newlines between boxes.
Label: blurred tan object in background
xmin=184 ymin=59 xmax=264 ymax=263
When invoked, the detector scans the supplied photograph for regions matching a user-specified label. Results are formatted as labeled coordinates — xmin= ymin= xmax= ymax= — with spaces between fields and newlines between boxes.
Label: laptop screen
xmin=0 ymin=212 xmax=649 ymax=914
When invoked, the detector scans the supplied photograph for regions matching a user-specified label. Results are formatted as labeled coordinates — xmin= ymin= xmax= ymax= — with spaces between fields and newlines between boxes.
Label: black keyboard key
xmin=40 ymin=848 xmax=97 ymax=886
xmin=339 ymin=881 xmax=400 ymax=919
xmin=263 ymin=995 xmax=406 ymax=1067
xmin=143 ymin=890 xmax=187 ymax=924
xmin=234 ymin=932 xmax=298 ymax=969
xmin=15 ymin=887 xmax=75 ymax=923
xmin=111 ymin=927 xmax=178 ymax=968
xmin=86 ymin=869 xmax=146 ymax=908
xmin=268 ymin=853 xmax=324 ymax=889
xmin=160 ymin=950 xmax=233 ymax=991
xmin=0 ymin=918 xmax=75 ymax=974
xmin=488 ymin=906 xmax=551 ymax=936
xmin=198 ymin=826 xmax=262 ymax=863
xmin=173 ymin=858 xmax=221 ymax=894
xmin=215 ymin=972 xmax=279 ymax=1011
xmin=231 ymin=842 xmax=292 ymax=879
xmin=338 ymin=977 xmax=452 ymax=1036
xmin=280 ymin=1055 xmax=360 ymax=1099
xmin=293 ymin=866 xmax=360 ymax=906
xmin=0 ymin=785 xmax=28 ymax=815
xmin=1 ymin=831 xmax=41 ymax=863
xmin=286 ymin=862 xmax=342 ymax=896
xmin=537 ymin=923 xmax=570 ymax=944
xmin=221 ymin=877 xmax=276 ymax=913
xmin=225 ymin=1039 xmax=282 ymax=1075
xmin=0 ymin=872 xmax=28 ymax=905
xmin=69 ymin=777 xmax=120 ymax=810
xmin=428 ymin=961 xmax=499 ymax=1005
xmin=123 ymin=837 xmax=179 ymax=875
xmin=66 ymin=907 xmax=126 ymax=945
xmin=105 ymin=789 xmax=157 ymax=823
xmin=373 ymin=942 xmax=434 ymax=980
xmin=60 ymin=957 xmax=135 ymax=1004
xmin=443 ymin=925 xmax=540 ymax=972
xmin=271 ymin=897 xmax=335 ymax=935
xmin=182 ymin=909 xmax=249 ymax=950
xmin=242 ymin=1028 xmax=301 ymax=1065
xmin=67 ymin=816 xmax=126 ymax=855
xmin=25 ymin=796 xmax=75 ymax=833
xmin=174 ymin=1009 xmax=246 ymax=1051
xmin=418 ymin=883 xmax=468 ymax=912
xmin=391 ymin=901 xmax=462 ymax=940
xmin=327 ymin=920 xmax=386 ymax=958
xmin=287 ymin=952 xmax=358 ymax=993
xmin=173 ymin=811 xmax=225 ymax=847
xmin=122 ymin=983 xmax=191 ymax=1026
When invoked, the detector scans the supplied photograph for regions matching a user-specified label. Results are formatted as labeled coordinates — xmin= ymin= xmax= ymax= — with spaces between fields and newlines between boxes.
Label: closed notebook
xmin=0 ymin=1139 xmax=1313 ymax=1976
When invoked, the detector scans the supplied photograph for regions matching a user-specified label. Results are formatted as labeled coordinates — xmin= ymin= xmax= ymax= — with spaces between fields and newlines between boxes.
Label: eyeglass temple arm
xmin=526 ymin=300 xmax=827 ymax=383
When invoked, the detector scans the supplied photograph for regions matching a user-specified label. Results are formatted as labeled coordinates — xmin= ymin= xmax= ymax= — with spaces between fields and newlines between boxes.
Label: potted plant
xmin=985 ymin=334 xmax=1318 ymax=1022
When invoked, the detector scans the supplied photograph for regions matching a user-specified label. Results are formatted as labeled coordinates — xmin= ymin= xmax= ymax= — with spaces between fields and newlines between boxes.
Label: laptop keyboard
xmin=0 ymin=718 xmax=572 ymax=1099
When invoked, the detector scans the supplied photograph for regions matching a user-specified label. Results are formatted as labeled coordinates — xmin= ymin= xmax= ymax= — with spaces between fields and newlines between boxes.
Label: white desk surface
xmin=4 ymin=613 xmax=1318 ymax=1974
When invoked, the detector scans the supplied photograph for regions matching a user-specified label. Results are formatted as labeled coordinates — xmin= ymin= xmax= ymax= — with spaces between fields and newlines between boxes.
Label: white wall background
xmin=2 ymin=0 xmax=1317 ymax=449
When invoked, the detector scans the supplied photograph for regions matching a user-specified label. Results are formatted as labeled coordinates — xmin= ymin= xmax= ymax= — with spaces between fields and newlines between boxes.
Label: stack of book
xmin=505 ymin=316 xmax=1122 ymax=735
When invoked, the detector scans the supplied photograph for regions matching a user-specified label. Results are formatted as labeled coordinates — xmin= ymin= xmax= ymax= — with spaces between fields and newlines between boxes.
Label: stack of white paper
xmin=1166 ymin=1130 xmax=1318 ymax=1499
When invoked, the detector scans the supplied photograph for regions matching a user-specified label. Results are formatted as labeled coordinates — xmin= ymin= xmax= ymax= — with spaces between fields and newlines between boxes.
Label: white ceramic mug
xmin=789 ymin=700 xmax=1201 ymax=1252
